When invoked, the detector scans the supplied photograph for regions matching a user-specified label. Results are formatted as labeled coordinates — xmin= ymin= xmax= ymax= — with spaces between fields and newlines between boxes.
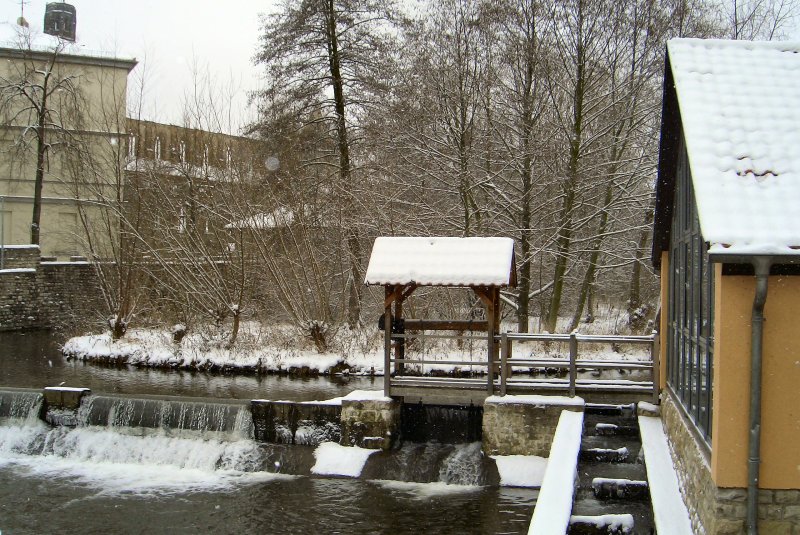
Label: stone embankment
xmin=0 ymin=245 xmax=102 ymax=331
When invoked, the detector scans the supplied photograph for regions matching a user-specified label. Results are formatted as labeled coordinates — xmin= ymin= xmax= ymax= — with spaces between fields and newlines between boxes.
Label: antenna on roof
xmin=16 ymin=0 xmax=29 ymax=28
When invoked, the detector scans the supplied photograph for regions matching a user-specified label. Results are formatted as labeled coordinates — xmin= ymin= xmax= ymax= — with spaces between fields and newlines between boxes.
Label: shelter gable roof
xmin=665 ymin=38 xmax=800 ymax=258
xmin=364 ymin=237 xmax=516 ymax=288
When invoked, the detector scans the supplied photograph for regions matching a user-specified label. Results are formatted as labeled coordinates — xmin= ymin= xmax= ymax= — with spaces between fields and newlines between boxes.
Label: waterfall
xmin=0 ymin=389 xmax=499 ymax=487
xmin=0 ymin=389 xmax=43 ymax=421
xmin=0 ymin=389 xmax=265 ymax=484
xmin=362 ymin=441 xmax=500 ymax=486
xmin=76 ymin=395 xmax=254 ymax=438
xmin=401 ymin=404 xmax=482 ymax=443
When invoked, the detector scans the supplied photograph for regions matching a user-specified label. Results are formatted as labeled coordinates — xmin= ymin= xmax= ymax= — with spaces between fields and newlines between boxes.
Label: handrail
xmin=386 ymin=329 xmax=660 ymax=404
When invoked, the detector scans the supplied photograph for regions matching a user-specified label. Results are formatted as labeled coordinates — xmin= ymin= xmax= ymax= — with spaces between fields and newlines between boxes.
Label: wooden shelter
xmin=364 ymin=237 xmax=517 ymax=397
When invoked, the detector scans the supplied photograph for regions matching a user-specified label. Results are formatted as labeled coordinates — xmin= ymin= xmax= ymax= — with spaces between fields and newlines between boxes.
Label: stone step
xmin=592 ymin=477 xmax=650 ymax=500
xmin=568 ymin=513 xmax=635 ymax=535
xmin=593 ymin=422 xmax=640 ymax=437
xmin=580 ymin=446 xmax=630 ymax=463
xmin=584 ymin=403 xmax=636 ymax=417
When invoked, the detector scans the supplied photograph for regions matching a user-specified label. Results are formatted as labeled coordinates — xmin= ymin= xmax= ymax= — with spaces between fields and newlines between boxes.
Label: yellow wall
xmin=711 ymin=272 xmax=800 ymax=489
xmin=0 ymin=49 xmax=134 ymax=259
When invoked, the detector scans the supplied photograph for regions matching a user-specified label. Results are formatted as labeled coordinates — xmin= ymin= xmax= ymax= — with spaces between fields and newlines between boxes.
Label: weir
xmin=0 ymin=387 xmax=505 ymax=487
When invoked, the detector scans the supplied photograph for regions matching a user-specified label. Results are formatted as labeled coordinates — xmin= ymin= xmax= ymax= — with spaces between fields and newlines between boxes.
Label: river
xmin=0 ymin=331 xmax=538 ymax=534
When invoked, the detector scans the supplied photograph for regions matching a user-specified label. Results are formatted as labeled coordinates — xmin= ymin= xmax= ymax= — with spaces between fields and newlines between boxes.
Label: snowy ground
xmin=62 ymin=315 xmax=651 ymax=376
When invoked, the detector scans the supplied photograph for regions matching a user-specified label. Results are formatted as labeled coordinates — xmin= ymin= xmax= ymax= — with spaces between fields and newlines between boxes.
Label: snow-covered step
xmin=591 ymin=477 xmax=649 ymax=500
xmin=568 ymin=513 xmax=634 ymax=534
xmin=580 ymin=446 xmax=629 ymax=463
xmin=593 ymin=422 xmax=639 ymax=437
xmin=584 ymin=403 xmax=636 ymax=417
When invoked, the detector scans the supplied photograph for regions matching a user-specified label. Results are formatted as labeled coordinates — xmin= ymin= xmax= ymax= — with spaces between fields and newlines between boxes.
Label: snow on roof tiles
xmin=668 ymin=38 xmax=800 ymax=256
xmin=364 ymin=237 xmax=516 ymax=287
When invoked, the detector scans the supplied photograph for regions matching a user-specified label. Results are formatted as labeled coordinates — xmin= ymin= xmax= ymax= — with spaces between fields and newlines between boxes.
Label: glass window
xmin=667 ymin=139 xmax=714 ymax=443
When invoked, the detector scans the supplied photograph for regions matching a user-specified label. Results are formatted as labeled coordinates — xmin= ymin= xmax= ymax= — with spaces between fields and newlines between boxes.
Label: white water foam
xmin=0 ymin=418 xmax=289 ymax=494
xmin=371 ymin=479 xmax=483 ymax=498
xmin=438 ymin=442 xmax=484 ymax=486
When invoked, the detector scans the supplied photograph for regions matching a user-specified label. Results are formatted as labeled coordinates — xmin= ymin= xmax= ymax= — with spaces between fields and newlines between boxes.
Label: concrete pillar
xmin=340 ymin=398 xmax=400 ymax=450
xmin=482 ymin=395 xmax=585 ymax=456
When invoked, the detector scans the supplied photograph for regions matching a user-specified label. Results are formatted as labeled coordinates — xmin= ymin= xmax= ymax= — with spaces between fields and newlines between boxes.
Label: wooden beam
xmin=384 ymin=284 xmax=402 ymax=308
xmin=395 ymin=287 xmax=404 ymax=375
xmin=399 ymin=283 xmax=417 ymax=303
xmin=403 ymin=319 xmax=489 ymax=332
xmin=472 ymin=286 xmax=494 ymax=308
xmin=384 ymin=289 xmax=392 ymax=397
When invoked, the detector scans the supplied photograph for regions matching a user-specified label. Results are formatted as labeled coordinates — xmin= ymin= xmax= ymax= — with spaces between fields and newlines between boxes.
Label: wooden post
xmin=486 ymin=288 xmax=498 ymax=394
xmin=500 ymin=332 xmax=508 ymax=396
xmin=569 ymin=331 xmax=578 ymax=398
xmin=395 ymin=287 xmax=404 ymax=375
xmin=384 ymin=285 xmax=393 ymax=397
xmin=651 ymin=329 xmax=660 ymax=405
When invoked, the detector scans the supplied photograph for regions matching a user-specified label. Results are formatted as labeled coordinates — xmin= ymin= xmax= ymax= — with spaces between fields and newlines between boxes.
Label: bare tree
xmin=252 ymin=0 xmax=399 ymax=328
xmin=724 ymin=0 xmax=799 ymax=39
xmin=0 ymin=35 xmax=82 ymax=245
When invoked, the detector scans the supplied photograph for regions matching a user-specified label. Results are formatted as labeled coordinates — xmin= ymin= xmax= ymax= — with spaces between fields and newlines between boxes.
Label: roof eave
xmin=651 ymin=48 xmax=681 ymax=272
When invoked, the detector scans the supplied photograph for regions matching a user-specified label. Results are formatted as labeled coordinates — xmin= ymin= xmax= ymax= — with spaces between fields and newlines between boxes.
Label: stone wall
xmin=0 ymin=246 xmax=103 ymax=332
xmin=340 ymin=398 xmax=400 ymax=450
xmin=482 ymin=396 xmax=584 ymax=457
xmin=0 ymin=245 xmax=41 ymax=269
xmin=662 ymin=391 xmax=800 ymax=534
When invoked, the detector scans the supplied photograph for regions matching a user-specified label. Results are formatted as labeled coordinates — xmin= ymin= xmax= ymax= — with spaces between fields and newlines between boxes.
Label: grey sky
xmin=1 ymin=1 xmax=799 ymax=135
xmin=0 ymin=0 xmax=277 ymax=134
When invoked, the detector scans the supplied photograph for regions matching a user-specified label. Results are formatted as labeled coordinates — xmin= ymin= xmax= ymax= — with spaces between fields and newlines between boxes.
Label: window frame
xmin=667 ymin=138 xmax=715 ymax=443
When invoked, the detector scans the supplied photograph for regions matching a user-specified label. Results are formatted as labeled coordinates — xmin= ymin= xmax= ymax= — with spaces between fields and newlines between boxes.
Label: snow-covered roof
xmin=364 ymin=237 xmax=516 ymax=287
xmin=668 ymin=38 xmax=800 ymax=257
xmin=225 ymin=208 xmax=295 ymax=230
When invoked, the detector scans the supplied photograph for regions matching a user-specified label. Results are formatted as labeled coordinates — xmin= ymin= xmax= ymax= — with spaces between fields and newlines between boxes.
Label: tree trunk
xmin=627 ymin=208 xmax=653 ymax=315
xmin=227 ymin=310 xmax=240 ymax=348
xmin=570 ymin=145 xmax=618 ymax=331
xmin=326 ymin=0 xmax=361 ymax=327
xmin=517 ymin=33 xmax=537 ymax=333
xmin=545 ymin=1 xmax=586 ymax=333
xmin=31 ymin=96 xmax=48 ymax=245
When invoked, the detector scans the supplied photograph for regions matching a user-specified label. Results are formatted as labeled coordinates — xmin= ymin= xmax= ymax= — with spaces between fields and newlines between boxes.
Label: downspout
xmin=746 ymin=256 xmax=771 ymax=535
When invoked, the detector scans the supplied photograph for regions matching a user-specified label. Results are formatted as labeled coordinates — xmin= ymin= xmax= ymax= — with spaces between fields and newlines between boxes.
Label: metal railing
xmin=387 ymin=330 xmax=660 ymax=403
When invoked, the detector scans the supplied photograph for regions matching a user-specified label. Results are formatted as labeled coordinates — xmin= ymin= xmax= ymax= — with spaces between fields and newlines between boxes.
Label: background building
xmin=0 ymin=45 xmax=136 ymax=260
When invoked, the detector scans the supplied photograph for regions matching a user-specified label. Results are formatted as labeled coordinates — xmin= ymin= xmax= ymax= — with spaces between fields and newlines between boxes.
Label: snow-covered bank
xmin=63 ymin=328 xmax=386 ymax=376
xmin=62 ymin=319 xmax=650 ymax=377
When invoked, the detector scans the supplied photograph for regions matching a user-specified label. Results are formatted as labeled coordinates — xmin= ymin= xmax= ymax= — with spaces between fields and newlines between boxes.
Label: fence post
xmin=384 ymin=307 xmax=392 ymax=397
xmin=569 ymin=331 xmax=578 ymax=398
xmin=651 ymin=330 xmax=660 ymax=405
xmin=500 ymin=332 xmax=508 ymax=396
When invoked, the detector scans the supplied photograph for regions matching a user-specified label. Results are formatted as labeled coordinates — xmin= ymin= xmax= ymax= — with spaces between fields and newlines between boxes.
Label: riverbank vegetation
xmin=63 ymin=308 xmax=651 ymax=376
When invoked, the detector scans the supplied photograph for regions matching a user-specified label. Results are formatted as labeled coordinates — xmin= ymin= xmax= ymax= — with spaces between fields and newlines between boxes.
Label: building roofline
xmin=0 ymin=46 xmax=137 ymax=72
xmin=651 ymin=48 xmax=680 ymax=271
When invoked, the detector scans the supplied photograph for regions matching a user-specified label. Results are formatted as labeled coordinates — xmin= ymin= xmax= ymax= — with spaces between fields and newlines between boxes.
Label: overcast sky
xmin=0 ymin=0 xmax=278 ymax=134
xmin=1 ymin=1 xmax=799 ymax=136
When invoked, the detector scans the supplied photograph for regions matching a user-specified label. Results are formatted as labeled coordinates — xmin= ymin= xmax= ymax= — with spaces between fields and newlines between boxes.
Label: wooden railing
xmin=387 ymin=330 xmax=660 ymax=404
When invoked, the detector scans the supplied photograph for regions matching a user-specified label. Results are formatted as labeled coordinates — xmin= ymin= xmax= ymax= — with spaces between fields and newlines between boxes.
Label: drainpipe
xmin=746 ymin=256 xmax=771 ymax=535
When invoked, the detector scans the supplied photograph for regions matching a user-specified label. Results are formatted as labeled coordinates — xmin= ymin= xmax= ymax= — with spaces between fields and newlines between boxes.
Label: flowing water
xmin=0 ymin=332 xmax=538 ymax=533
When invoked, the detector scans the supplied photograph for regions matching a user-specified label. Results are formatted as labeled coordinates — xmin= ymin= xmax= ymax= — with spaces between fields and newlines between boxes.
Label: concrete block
xmin=43 ymin=386 xmax=90 ymax=410
xmin=482 ymin=395 xmax=584 ymax=457
xmin=340 ymin=398 xmax=399 ymax=450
